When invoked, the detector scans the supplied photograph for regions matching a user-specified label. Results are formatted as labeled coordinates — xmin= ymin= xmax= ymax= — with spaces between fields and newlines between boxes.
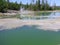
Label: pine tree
xmin=53 ymin=2 xmax=56 ymax=10
xmin=41 ymin=0 xmax=45 ymax=10
xmin=36 ymin=0 xmax=41 ymax=10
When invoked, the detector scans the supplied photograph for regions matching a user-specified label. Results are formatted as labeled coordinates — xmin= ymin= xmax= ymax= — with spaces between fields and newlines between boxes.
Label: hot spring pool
xmin=0 ymin=25 xmax=60 ymax=45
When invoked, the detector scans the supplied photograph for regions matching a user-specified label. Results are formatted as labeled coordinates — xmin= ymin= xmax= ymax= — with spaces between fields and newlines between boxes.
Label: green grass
xmin=0 ymin=14 xmax=20 ymax=19
xmin=35 ymin=12 xmax=52 ymax=16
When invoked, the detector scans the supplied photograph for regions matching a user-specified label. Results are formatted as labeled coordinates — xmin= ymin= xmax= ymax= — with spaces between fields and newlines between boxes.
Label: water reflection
xmin=20 ymin=12 xmax=52 ymax=20
xmin=20 ymin=12 xmax=60 ymax=20
xmin=49 ymin=12 xmax=60 ymax=19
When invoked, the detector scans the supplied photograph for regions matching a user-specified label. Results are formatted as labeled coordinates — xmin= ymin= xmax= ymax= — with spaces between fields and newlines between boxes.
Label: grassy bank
xmin=0 ymin=13 xmax=20 ymax=19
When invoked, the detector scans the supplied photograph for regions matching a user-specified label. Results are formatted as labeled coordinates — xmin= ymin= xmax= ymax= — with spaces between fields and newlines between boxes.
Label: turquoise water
xmin=0 ymin=25 xmax=60 ymax=45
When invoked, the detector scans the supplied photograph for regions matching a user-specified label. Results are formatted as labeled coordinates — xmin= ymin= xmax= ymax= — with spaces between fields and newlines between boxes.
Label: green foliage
xmin=0 ymin=0 xmax=21 ymax=13
xmin=8 ymin=2 xmax=20 ymax=10
xmin=0 ymin=0 xmax=7 ymax=12
xmin=26 ymin=0 xmax=53 ymax=11
xmin=0 ymin=0 xmax=58 ymax=13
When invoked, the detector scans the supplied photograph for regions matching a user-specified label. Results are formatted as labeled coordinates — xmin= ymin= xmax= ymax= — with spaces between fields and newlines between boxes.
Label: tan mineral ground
xmin=0 ymin=18 xmax=60 ymax=32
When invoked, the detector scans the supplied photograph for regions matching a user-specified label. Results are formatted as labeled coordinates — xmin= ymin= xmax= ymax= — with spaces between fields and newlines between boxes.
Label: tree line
xmin=0 ymin=0 xmax=57 ymax=13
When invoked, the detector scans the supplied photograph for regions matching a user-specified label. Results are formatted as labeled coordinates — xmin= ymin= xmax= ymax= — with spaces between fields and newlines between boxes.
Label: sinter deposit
xmin=0 ymin=18 xmax=60 ymax=31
